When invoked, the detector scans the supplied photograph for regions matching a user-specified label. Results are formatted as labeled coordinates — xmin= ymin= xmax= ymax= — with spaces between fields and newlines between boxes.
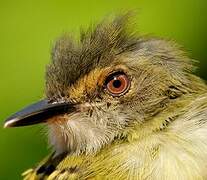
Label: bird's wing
xmin=21 ymin=152 xmax=90 ymax=180
xmin=22 ymin=152 xmax=69 ymax=180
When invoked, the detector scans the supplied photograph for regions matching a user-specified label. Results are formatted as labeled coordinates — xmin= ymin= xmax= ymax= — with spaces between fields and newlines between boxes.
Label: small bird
xmin=4 ymin=13 xmax=207 ymax=180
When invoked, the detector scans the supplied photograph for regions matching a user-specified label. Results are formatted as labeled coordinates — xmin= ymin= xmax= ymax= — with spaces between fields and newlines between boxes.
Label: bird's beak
xmin=4 ymin=99 xmax=77 ymax=128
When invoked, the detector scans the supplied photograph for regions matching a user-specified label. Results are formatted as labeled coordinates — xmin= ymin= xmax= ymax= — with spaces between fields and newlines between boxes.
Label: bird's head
xmin=4 ymin=14 xmax=205 ymax=155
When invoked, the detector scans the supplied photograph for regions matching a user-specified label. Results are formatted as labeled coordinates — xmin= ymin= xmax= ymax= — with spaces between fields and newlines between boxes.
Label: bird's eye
xmin=104 ymin=72 xmax=130 ymax=97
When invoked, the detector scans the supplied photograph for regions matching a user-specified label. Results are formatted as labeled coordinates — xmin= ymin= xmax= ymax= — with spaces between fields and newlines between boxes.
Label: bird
xmin=4 ymin=13 xmax=207 ymax=180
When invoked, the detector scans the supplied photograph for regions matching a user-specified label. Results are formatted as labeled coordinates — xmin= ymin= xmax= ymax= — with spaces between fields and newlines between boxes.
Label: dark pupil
xmin=113 ymin=79 xmax=122 ymax=88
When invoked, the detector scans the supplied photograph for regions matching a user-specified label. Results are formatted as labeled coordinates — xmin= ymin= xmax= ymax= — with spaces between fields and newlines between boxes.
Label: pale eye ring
xmin=104 ymin=72 xmax=130 ymax=97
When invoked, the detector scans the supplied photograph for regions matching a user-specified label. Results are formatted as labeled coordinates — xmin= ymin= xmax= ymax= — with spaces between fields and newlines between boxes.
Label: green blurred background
xmin=0 ymin=0 xmax=206 ymax=179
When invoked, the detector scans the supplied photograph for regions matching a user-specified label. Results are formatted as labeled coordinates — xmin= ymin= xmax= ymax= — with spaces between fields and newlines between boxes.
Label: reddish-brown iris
xmin=105 ymin=72 xmax=130 ymax=97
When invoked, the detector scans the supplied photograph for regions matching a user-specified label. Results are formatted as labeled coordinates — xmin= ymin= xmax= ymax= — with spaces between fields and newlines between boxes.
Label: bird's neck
xmin=50 ymin=92 xmax=207 ymax=179
xmin=127 ymin=94 xmax=198 ymax=141
xmin=115 ymin=92 xmax=207 ymax=179
xmin=83 ymin=92 xmax=207 ymax=179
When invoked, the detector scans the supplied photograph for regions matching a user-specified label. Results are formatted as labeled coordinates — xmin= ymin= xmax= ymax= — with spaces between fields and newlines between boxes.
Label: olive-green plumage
xmin=5 ymin=13 xmax=207 ymax=180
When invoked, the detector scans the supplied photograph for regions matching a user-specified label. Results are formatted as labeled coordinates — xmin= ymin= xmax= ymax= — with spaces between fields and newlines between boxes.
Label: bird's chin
xmin=46 ymin=112 xmax=118 ymax=155
xmin=46 ymin=112 xmax=88 ymax=155
xmin=46 ymin=116 xmax=70 ymax=155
